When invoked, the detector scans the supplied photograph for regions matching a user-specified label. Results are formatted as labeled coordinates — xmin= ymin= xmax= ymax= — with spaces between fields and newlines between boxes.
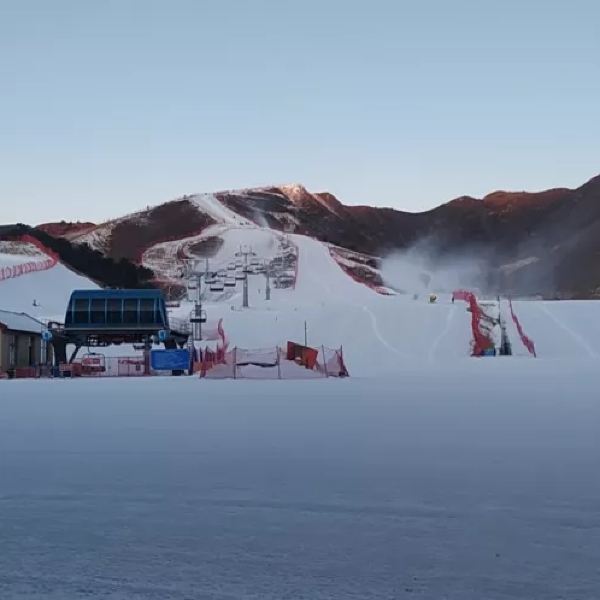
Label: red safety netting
xmin=61 ymin=356 xmax=147 ymax=377
xmin=200 ymin=344 xmax=348 ymax=379
xmin=0 ymin=235 xmax=59 ymax=282
xmin=508 ymin=299 xmax=537 ymax=357
xmin=452 ymin=289 xmax=495 ymax=356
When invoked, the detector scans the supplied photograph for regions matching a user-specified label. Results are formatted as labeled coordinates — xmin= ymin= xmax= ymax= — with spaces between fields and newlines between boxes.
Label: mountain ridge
xmin=28 ymin=172 xmax=600 ymax=298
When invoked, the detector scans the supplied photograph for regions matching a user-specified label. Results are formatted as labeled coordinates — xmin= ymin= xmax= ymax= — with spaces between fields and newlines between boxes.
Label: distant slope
xmin=0 ymin=239 xmax=99 ymax=321
xmin=0 ymin=225 xmax=154 ymax=290
xmin=26 ymin=172 xmax=600 ymax=298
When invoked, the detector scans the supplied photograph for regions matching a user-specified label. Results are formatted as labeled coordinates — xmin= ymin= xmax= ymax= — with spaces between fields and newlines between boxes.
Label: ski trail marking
xmin=428 ymin=305 xmax=457 ymax=363
xmin=362 ymin=305 xmax=403 ymax=356
xmin=539 ymin=302 xmax=598 ymax=358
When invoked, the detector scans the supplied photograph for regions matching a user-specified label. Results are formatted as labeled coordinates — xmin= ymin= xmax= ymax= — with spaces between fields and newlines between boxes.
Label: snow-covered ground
xmin=2 ymin=367 xmax=599 ymax=599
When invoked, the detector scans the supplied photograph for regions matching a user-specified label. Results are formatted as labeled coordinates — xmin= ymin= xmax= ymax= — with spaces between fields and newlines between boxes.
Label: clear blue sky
xmin=1 ymin=0 xmax=599 ymax=224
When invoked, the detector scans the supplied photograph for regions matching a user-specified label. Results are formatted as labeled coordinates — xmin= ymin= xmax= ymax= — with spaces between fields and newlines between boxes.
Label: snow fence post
xmin=321 ymin=345 xmax=329 ymax=378
xmin=276 ymin=346 xmax=281 ymax=380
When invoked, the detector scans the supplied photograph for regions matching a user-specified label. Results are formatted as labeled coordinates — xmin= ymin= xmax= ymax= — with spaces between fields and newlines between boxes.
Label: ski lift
xmin=217 ymin=269 xmax=226 ymax=277
xmin=224 ymin=277 xmax=236 ymax=287
xmin=227 ymin=263 xmax=236 ymax=271
xmin=235 ymin=260 xmax=243 ymax=268
xmin=190 ymin=309 xmax=207 ymax=324
xmin=205 ymin=276 xmax=217 ymax=285
xmin=235 ymin=271 xmax=246 ymax=280
xmin=243 ymin=266 xmax=253 ymax=274
xmin=81 ymin=352 xmax=106 ymax=374
xmin=250 ymin=258 xmax=259 ymax=266
xmin=210 ymin=281 xmax=225 ymax=292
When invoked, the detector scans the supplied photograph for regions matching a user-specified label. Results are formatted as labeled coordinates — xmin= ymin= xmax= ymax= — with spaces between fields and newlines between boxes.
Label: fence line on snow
xmin=0 ymin=235 xmax=59 ymax=282
xmin=200 ymin=345 xmax=348 ymax=379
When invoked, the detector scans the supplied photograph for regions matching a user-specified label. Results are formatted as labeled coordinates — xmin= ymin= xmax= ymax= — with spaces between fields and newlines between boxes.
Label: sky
xmin=1 ymin=0 xmax=599 ymax=224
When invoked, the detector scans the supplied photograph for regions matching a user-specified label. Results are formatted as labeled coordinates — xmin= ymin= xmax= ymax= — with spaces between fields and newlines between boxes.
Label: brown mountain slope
xmin=32 ymin=173 xmax=600 ymax=298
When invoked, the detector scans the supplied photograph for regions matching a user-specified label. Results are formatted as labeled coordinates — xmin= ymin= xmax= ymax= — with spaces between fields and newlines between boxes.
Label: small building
xmin=0 ymin=309 xmax=49 ymax=376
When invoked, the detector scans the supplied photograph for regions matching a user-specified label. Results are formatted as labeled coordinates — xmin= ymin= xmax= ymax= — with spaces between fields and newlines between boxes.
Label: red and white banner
xmin=453 ymin=289 xmax=495 ymax=356
xmin=509 ymin=299 xmax=537 ymax=357
xmin=0 ymin=235 xmax=59 ymax=282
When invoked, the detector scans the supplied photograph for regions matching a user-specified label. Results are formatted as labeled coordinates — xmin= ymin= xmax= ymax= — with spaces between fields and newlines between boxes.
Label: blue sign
xmin=42 ymin=330 xmax=53 ymax=342
xmin=151 ymin=349 xmax=190 ymax=371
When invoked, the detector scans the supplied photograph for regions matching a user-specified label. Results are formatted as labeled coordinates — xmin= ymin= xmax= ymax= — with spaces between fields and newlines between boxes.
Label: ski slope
xmin=170 ymin=227 xmax=600 ymax=373
xmin=0 ymin=253 xmax=98 ymax=322
xmin=171 ymin=231 xmax=474 ymax=375
xmin=511 ymin=300 xmax=600 ymax=359
xmin=4 ymin=227 xmax=600 ymax=374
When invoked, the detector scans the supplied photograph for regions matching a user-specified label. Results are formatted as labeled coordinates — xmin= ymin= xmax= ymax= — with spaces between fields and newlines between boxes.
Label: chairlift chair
xmin=224 ymin=278 xmax=236 ymax=287
xmin=210 ymin=281 xmax=225 ymax=292
xmin=235 ymin=271 xmax=246 ymax=280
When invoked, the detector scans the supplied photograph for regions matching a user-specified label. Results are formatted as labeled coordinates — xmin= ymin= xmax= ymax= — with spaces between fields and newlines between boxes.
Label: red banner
xmin=0 ymin=235 xmax=59 ymax=282
xmin=509 ymin=299 xmax=537 ymax=357
xmin=453 ymin=289 xmax=495 ymax=356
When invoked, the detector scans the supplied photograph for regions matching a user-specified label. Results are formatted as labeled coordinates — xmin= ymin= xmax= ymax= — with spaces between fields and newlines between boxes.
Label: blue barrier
xmin=151 ymin=349 xmax=190 ymax=371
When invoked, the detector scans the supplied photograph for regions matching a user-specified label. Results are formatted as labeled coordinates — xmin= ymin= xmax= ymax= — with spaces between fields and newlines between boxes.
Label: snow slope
xmin=168 ymin=231 xmax=474 ymax=375
xmin=190 ymin=193 xmax=255 ymax=227
xmin=5 ymin=223 xmax=600 ymax=373
xmin=0 ymin=254 xmax=98 ymax=322
xmin=512 ymin=300 xmax=600 ymax=359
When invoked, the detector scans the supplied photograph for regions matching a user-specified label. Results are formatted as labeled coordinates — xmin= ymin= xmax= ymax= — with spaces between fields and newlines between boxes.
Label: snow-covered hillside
xmin=0 ymin=242 xmax=98 ymax=322
xmin=5 ymin=224 xmax=600 ymax=375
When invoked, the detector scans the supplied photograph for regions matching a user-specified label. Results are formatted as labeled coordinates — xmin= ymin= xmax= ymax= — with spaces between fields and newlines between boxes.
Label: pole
xmin=304 ymin=320 xmax=307 ymax=347
xmin=276 ymin=346 xmax=281 ymax=379
xmin=196 ymin=273 xmax=202 ymax=341
xmin=265 ymin=261 xmax=271 ymax=301
xmin=321 ymin=345 xmax=329 ymax=378
xmin=242 ymin=251 xmax=249 ymax=308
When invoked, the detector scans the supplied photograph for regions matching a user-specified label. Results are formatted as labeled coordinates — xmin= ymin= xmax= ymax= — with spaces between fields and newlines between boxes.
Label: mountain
xmin=17 ymin=173 xmax=600 ymax=298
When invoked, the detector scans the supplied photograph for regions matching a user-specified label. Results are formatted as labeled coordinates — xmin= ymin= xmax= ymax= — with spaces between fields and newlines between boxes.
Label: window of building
xmin=123 ymin=298 xmax=139 ymax=324
xmin=107 ymin=298 xmax=123 ymax=325
xmin=74 ymin=298 xmax=89 ymax=324
xmin=140 ymin=298 xmax=155 ymax=324
xmin=90 ymin=299 xmax=106 ymax=324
